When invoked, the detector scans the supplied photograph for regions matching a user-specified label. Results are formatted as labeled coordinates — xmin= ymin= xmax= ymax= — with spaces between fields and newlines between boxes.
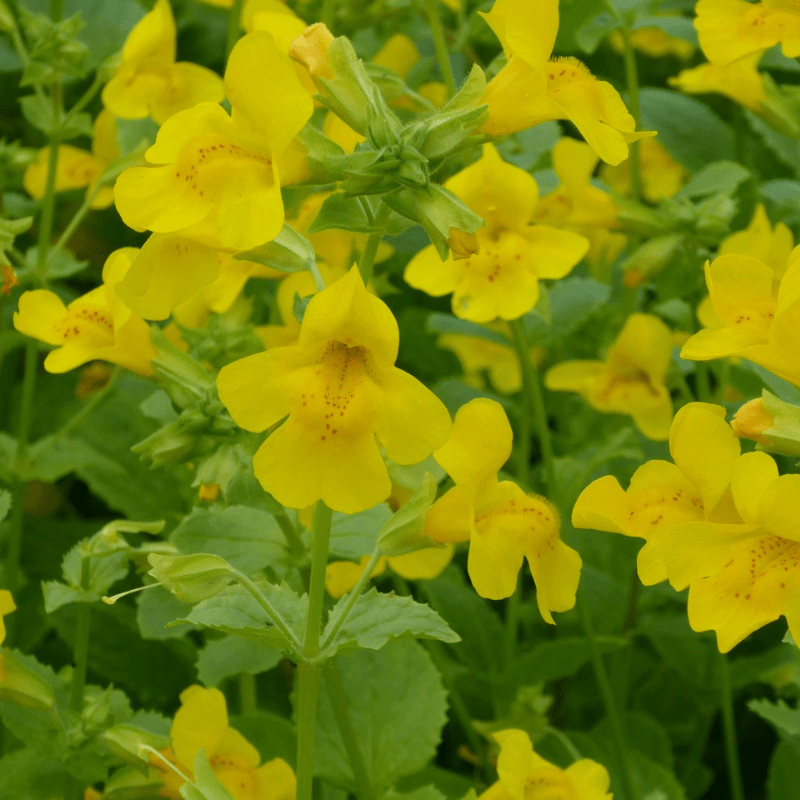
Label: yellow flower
xmin=610 ymin=26 xmax=695 ymax=60
xmin=324 ymin=546 xmax=455 ymax=598
xmin=425 ymin=398 xmax=581 ymax=611
xmin=534 ymin=138 xmax=626 ymax=272
xmin=695 ymin=0 xmax=800 ymax=66
xmin=479 ymin=729 xmax=612 ymax=800
xmin=13 ymin=248 xmax=155 ymax=375
xmin=730 ymin=397 xmax=775 ymax=445
xmin=153 ymin=685 xmax=296 ymax=800
xmin=102 ymin=0 xmax=224 ymax=124
xmin=437 ymin=322 xmax=543 ymax=394
xmin=217 ymin=267 xmax=452 ymax=514
xmin=669 ymin=53 xmax=767 ymax=112
xmin=114 ymin=31 xmax=313 ymax=253
xmin=600 ymin=138 xmax=688 ymax=204
xmin=572 ymin=402 xmax=742 ymax=586
xmin=0 ymin=591 xmax=15 ymax=681
xmin=479 ymin=0 xmax=654 ymax=165
xmin=545 ymin=313 xmax=675 ymax=440
xmin=24 ymin=110 xmax=119 ymax=209
xmin=404 ymin=144 xmax=588 ymax=322
xmin=680 ymin=251 xmax=800 ymax=386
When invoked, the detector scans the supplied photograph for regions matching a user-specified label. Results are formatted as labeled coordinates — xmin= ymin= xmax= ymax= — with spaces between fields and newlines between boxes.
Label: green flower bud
xmin=147 ymin=553 xmax=234 ymax=604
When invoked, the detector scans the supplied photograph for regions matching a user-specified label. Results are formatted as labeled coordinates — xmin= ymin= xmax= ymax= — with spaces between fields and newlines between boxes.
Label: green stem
xmin=503 ymin=574 xmax=521 ymax=664
xmin=47 ymin=181 xmax=102 ymax=265
xmin=545 ymin=726 xmax=582 ymax=763
xmin=324 ymin=662 xmax=374 ymax=800
xmin=577 ymin=593 xmax=636 ymax=800
xmin=51 ymin=0 xmax=63 ymax=21
xmin=4 ymin=341 xmax=38 ymax=598
xmin=695 ymin=362 xmax=712 ymax=402
xmin=321 ymin=0 xmax=335 ymax=29
xmin=275 ymin=511 xmax=307 ymax=565
xmin=296 ymin=501 xmax=333 ymax=800
xmin=233 ymin=571 xmax=303 ymax=651
xmin=320 ymin=548 xmax=381 ymax=651
xmin=509 ymin=318 xmax=556 ymax=495
xmin=357 ymin=204 xmax=391 ymax=285
xmin=225 ymin=0 xmax=245 ymax=58
xmin=36 ymin=84 xmax=63 ymax=281
xmin=61 ymin=72 xmax=104 ymax=129
xmin=51 ymin=367 xmax=118 ymax=445
xmin=719 ymin=653 xmax=746 ymax=800
xmin=424 ymin=0 xmax=456 ymax=99
xmin=618 ymin=27 xmax=642 ymax=202
xmin=239 ymin=672 xmax=257 ymax=715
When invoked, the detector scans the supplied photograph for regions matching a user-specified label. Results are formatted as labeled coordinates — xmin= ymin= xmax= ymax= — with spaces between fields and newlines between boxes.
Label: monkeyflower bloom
xmin=425 ymin=398 xmax=581 ymax=610
xmin=114 ymin=31 xmax=313 ymax=253
xmin=218 ymin=267 xmax=451 ymax=514
xmin=601 ymin=138 xmax=688 ymax=204
xmin=694 ymin=0 xmax=800 ymax=65
xmin=681 ymin=252 xmax=800 ymax=387
xmin=153 ymin=685 xmax=295 ymax=800
xmin=102 ymin=0 xmax=224 ymax=123
xmin=479 ymin=729 xmax=612 ymax=800
xmin=609 ymin=24 xmax=695 ymax=60
xmin=0 ymin=591 xmax=15 ymax=681
xmin=13 ymin=249 xmax=155 ymax=375
xmin=325 ymin=546 xmax=455 ymax=598
xmin=24 ymin=110 xmax=119 ymax=209
xmin=670 ymin=53 xmax=768 ymax=112
xmin=573 ymin=402 xmax=741 ymax=586
xmin=535 ymin=138 xmax=625 ymax=272
xmin=405 ymin=144 xmax=588 ymax=322
xmin=545 ymin=313 xmax=674 ymax=440
xmin=479 ymin=0 xmax=653 ymax=165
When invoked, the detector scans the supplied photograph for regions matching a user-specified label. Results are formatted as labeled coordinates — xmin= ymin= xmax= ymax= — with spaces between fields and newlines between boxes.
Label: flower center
xmin=546 ymin=56 xmax=592 ymax=94
xmin=59 ymin=303 xmax=114 ymax=344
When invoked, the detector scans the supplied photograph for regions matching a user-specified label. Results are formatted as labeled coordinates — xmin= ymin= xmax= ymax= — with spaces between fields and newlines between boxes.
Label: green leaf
xmin=182 ymin=750 xmax=235 ymax=800
xmin=639 ymin=89 xmax=734 ymax=171
xmin=425 ymin=313 xmax=511 ymax=346
xmin=231 ymin=711 xmax=297 ymax=767
xmin=675 ymin=161 xmax=751 ymax=199
xmin=321 ymin=588 xmax=459 ymax=656
xmin=0 ymin=748 xmax=68 ymax=800
xmin=378 ymin=473 xmax=439 ymax=556
xmin=170 ymin=505 xmax=289 ymax=576
xmin=0 ymin=489 xmax=10 ymax=523
xmin=768 ymin=740 xmax=800 ymax=799
xmin=307 ymin=193 xmax=409 ymax=235
xmin=0 ymin=215 xmax=33 ymax=255
xmin=136 ymin=585 xmax=197 ymax=641
xmin=575 ymin=12 xmax=618 ymax=54
xmin=197 ymin=635 xmax=283 ymax=687
xmin=235 ymin=223 xmax=317 ymax=274
xmin=329 ymin=504 xmax=391 ymax=560
xmin=381 ymin=787 xmax=446 ymax=800
xmin=116 ymin=116 xmax=159 ymax=157
xmin=313 ymin=641 xmax=448 ymax=792
xmin=749 ymin=698 xmax=800 ymax=736
xmin=20 ymin=93 xmax=92 ymax=138
xmin=182 ymin=582 xmax=306 ymax=652
xmin=633 ymin=14 xmax=698 ymax=44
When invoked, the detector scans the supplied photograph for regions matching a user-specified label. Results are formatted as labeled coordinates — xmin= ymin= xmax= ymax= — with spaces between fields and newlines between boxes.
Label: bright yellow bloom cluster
xmin=479 ymin=0 xmax=654 ymax=165
xmin=24 ymin=110 xmax=119 ymax=209
xmin=0 ymin=591 xmax=15 ymax=681
xmin=574 ymin=402 xmax=800 ymax=652
xmin=102 ymin=0 xmax=224 ymax=124
xmin=405 ymin=144 xmax=588 ymax=322
xmin=153 ymin=685 xmax=295 ymax=800
xmin=545 ymin=313 xmax=675 ymax=440
xmin=479 ymin=729 xmax=612 ymax=800
xmin=424 ymin=398 xmax=581 ymax=611
xmin=13 ymin=249 xmax=155 ymax=375
xmin=218 ymin=268 xmax=452 ymax=514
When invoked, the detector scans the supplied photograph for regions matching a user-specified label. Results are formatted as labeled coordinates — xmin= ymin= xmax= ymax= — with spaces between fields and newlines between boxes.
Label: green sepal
xmin=0 ymin=649 xmax=57 ymax=711
xmin=147 ymin=553 xmax=235 ymax=605
xmin=105 ymin=764 xmax=168 ymax=800
xmin=18 ymin=9 xmax=89 ymax=86
xmin=619 ymin=233 xmax=685 ymax=282
xmin=149 ymin=327 xmax=215 ymax=406
xmin=759 ymin=390 xmax=800 ymax=458
xmin=378 ymin=472 xmax=440 ymax=557
xmin=180 ymin=750 xmax=235 ymax=800
xmin=102 ymin=724 xmax=171 ymax=771
xmin=307 ymin=193 xmax=410 ymax=235
xmin=235 ymin=223 xmax=317 ymax=274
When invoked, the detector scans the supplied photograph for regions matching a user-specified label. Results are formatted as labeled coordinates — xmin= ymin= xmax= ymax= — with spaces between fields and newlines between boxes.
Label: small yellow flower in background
xmin=114 ymin=30 xmax=313 ymax=253
xmin=694 ymin=0 xmax=800 ymax=66
xmin=425 ymin=398 xmax=581 ymax=611
xmin=404 ymin=143 xmax=588 ymax=322
xmin=438 ymin=322 xmax=543 ymax=394
xmin=479 ymin=0 xmax=654 ymax=165
xmin=102 ymin=0 xmax=224 ymax=124
xmin=535 ymin=138 xmax=626 ymax=272
xmin=0 ymin=591 xmax=15 ymax=681
xmin=545 ymin=313 xmax=675 ymax=440
xmin=681 ymin=251 xmax=800 ymax=387
xmin=24 ymin=110 xmax=119 ymax=210
xmin=573 ymin=402 xmax=741 ymax=586
xmin=669 ymin=53 xmax=767 ymax=112
xmin=218 ymin=267 xmax=452 ymax=514
xmin=479 ymin=729 xmax=612 ymax=800
xmin=13 ymin=248 xmax=155 ymax=375
xmin=152 ymin=685 xmax=296 ymax=800
xmin=601 ymin=138 xmax=688 ymax=204
xmin=610 ymin=25 xmax=695 ymax=60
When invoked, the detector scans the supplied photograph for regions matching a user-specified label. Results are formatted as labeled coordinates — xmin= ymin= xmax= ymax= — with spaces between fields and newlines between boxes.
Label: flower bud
xmin=0 ymin=650 xmax=55 ymax=711
xmin=731 ymin=398 xmax=774 ymax=445
xmin=147 ymin=553 xmax=234 ymax=604
xmin=289 ymin=23 xmax=334 ymax=79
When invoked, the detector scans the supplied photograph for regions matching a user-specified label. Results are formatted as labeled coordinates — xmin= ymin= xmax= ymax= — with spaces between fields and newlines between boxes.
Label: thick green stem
xmin=618 ymin=28 xmax=642 ymax=202
xmin=324 ymin=663 xmax=373 ymax=800
xmin=357 ymin=204 xmax=391 ymax=285
xmin=239 ymin=672 xmax=257 ymax=715
xmin=296 ymin=502 xmax=333 ymax=800
xmin=577 ymin=594 xmax=636 ymax=800
xmin=321 ymin=0 xmax=335 ymax=29
xmin=509 ymin=318 xmax=556 ymax=495
xmin=424 ymin=0 xmax=456 ymax=99
xmin=225 ymin=0 xmax=245 ymax=58
xmin=36 ymin=85 xmax=63 ymax=280
xmin=5 ymin=341 xmax=38 ymax=597
xmin=719 ymin=653 xmax=746 ymax=800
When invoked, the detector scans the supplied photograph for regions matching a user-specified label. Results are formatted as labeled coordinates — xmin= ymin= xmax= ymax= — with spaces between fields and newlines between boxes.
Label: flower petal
xmin=171 ymin=686 xmax=228 ymax=769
